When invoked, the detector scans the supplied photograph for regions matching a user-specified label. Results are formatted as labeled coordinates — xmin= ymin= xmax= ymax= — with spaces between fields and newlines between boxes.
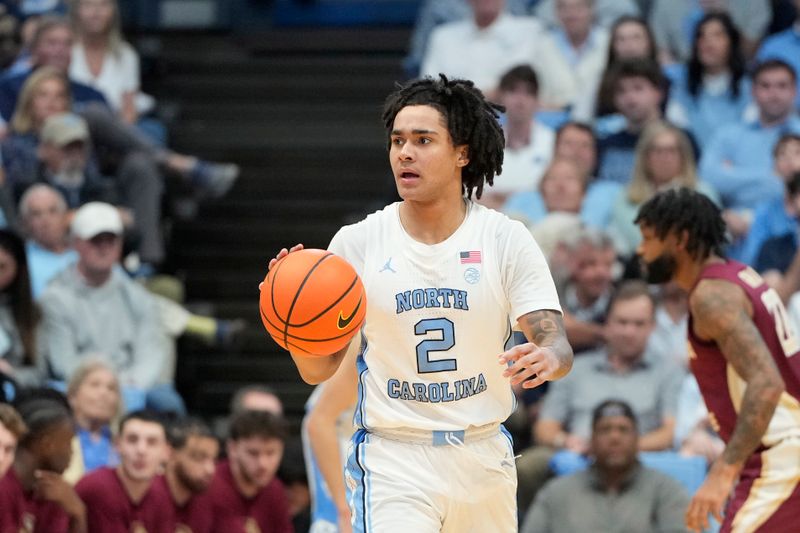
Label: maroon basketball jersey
xmin=75 ymin=466 xmax=174 ymax=533
xmin=688 ymin=260 xmax=800 ymax=445
xmin=207 ymin=460 xmax=293 ymax=533
xmin=151 ymin=474 xmax=214 ymax=533
xmin=0 ymin=467 xmax=70 ymax=533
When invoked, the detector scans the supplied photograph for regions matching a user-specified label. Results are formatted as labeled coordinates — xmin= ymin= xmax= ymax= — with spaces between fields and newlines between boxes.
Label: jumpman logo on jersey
xmin=380 ymin=257 xmax=396 ymax=273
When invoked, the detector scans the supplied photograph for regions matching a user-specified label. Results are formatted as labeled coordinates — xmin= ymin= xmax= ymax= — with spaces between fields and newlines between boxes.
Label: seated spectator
xmin=403 ymin=0 xmax=531 ymax=77
xmin=648 ymin=282 xmax=691 ymax=368
xmin=608 ymin=121 xmax=718 ymax=257
xmin=0 ymin=395 xmax=86 ymax=532
xmin=504 ymin=121 xmax=624 ymax=228
xmin=699 ymin=59 xmax=799 ymax=241
xmin=419 ymin=0 xmax=541 ymax=95
xmin=155 ymin=417 xmax=219 ymax=533
xmin=521 ymin=400 xmax=690 ymax=533
xmin=540 ymin=280 xmax=682 ymax=450
xmin=69 ymin=0 xmax=164 ymax=144
xmin=667 ymin=13 xmax=753 ymax=150
xmin=0 ymin=17 xmax=238 ymax=208
xmin=39 ymin=201 xmax=184 ymax=414
xmin=503 ymin=157 xmax=589 ymax=226
xmin=558 ymin=227 xmax=617 ymax=353
xmin=75 ymin=410 xmax=171 ymax=532
xmin=38 ymin=112 xmax=165 ymax=266
xmin=0 ymin=229 xmax=42 ymax=386
xmin=531 ymin=0 xmax=610 ymax=112
xmin=752 ymin=172 xmax=800 ymax=274
xmin=0 ymin=403 xmax=25 ymax=478
xmin=208 ymin=409 xmax=293 ymax=533
xmin=757 ymin=0 xmax=800 ymax=108
xmin=516 ymin=280 xmax=681 ymax=512
xmin=63 ymin=360 xmax=120 ymax=484
xmin=539 ymin=280 xmax=681 ymax=451
xmin=572 ymin=15 xmax=658 ymax=124
xmin=480 ymin=65 xmax=554 ymax=209
xmin=534 ymin=0 xmax=640 ymax=28
xmin=18 ymin=184 xmax=77 ymax=298
xmin=0 ymin=16 xmax=107 ymax=122
xmin=596 ymin=59 xmax=669 ymax=185
xmin=649 ymin=0 xmax=772 ymax=63
xmin=230 ymin=384 xmax=284 ymax=415
xmin=19 ymin=184 xmax=246 ymax=349
xmin=738 ymin=133 xmax=800 ymax=269
xmin=2 ymin=67 xmax=166 ymax=267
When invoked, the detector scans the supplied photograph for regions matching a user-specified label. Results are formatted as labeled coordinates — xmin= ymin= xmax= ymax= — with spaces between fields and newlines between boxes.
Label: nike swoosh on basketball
xmin=337 ymin=300 xmax=361 ymax=329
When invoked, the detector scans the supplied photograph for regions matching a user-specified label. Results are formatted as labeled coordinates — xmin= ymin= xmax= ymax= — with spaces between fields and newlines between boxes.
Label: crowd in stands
xmin=1 ymin=0 xmax=800 ymax=531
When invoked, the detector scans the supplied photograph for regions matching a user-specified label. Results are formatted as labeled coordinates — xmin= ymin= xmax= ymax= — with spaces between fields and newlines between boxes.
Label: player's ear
xmin=456 ymin=146 xmax=469 ymax=167
xmin=676 ymin=229 xmax=690 ymax=250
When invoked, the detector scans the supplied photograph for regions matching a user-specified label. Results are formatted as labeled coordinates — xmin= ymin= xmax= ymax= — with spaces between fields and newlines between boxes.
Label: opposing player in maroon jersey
xmin=636 ymin=187 xmax=800 ymax=533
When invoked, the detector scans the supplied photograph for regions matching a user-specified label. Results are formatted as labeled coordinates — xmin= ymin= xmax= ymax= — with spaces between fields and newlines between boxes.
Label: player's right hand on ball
xmin=268 ymin=243 xmax=304 ymax=271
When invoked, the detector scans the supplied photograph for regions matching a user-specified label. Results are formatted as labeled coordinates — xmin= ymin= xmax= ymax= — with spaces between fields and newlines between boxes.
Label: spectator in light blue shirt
xmin=756 ymin=1 xmax=800 ymax=109
xmin=667 ymin=13 xmax=753 ymax=150
xmin=699 ymin=59 xmax=800 ymax=250
xmin=737 ymin=133 xmax=800 ymax=268
xmin=63 ymin=360 xmax=121 ymax=483
xmin=503 ymin=121 xmax=623 ymax=229
xmin=17 ymin=184 xmax=77 ymax=299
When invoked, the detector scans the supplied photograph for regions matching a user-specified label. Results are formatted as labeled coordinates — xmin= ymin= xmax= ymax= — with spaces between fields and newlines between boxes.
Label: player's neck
xmin=116 ymin=465 xmax=153 ymax=504
xmin=675 ymin=255 xmax=724 ymax=292
xmin=399 ymin=197 xmax=467 ymax=245
xmin=164 ymin=466 xmax=192 ymax=506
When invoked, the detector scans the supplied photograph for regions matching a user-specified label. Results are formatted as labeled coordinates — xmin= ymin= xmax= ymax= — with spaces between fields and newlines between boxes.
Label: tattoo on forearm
xmin=522 ymin=310 xmax=573 ymax=377
xmin=692 ymin=281 xmax=783 ymax=466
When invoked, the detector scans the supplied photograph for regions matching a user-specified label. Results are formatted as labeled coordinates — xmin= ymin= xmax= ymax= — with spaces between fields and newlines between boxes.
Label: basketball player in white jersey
xmin=269 ymin=75 xmax=573 ymax=532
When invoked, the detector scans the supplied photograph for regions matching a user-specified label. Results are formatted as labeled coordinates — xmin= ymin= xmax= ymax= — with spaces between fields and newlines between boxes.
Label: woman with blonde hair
xmin=69 ymin=0 xmax=159 ymax=138
xmin=63 ymin=359 xmax=121 ymax=483
xmin=2 ymin=67 xmax=72 ymax=197
xmin=608 ymin=121 xmax=719 ymax=256
xmin=9 ymin=66 xmax=71 ymax=136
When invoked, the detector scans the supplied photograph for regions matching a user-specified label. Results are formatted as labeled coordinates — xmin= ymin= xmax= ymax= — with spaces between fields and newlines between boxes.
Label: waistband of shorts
xmin=369 ymin=422 xmax=501 ymax=446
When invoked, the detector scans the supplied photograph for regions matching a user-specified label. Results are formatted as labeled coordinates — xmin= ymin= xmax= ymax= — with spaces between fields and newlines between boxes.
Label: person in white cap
xmin=38 ymin=201 xmax=185 ymax=414
xmin=34 ymin=111 xmax=165 ymax=270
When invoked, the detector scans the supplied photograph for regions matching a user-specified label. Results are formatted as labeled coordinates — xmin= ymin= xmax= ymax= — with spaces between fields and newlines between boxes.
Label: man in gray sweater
xmin=522 ymin=400 xmax=690 ymax=533
xmin=39 ymin=201 xmax=184 ymax=413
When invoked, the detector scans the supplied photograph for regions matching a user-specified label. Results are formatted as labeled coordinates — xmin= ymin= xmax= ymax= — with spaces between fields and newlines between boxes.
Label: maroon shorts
xmin=721 ymin=439 xmax=800 ymax=532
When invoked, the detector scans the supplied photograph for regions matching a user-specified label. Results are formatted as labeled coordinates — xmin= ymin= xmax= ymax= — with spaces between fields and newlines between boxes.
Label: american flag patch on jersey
xmin=460 ymin=251 xmax=482 ymax=264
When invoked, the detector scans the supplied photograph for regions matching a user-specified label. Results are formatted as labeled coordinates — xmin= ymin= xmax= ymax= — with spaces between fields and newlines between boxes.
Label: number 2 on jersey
xmin=415 ymin=318 xmax=457 ymax=373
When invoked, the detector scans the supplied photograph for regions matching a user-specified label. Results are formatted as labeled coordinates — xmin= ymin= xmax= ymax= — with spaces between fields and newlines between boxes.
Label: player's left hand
xmin=499 ymin=342 xmax=560 ymax=389
xmin=685 ymin=459 xmax=739 ymax=532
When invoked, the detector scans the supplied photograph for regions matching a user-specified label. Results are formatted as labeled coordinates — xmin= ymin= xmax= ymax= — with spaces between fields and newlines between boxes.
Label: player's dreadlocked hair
xmin=634 ymin=187 xmax=727 ymax=261
xmin=381 ymin=74 xmax=505 ymax=200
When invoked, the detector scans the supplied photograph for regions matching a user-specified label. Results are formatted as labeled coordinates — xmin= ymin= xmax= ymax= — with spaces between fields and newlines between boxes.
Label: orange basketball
xmin=259 ymin=249 xmax=366 ymax=357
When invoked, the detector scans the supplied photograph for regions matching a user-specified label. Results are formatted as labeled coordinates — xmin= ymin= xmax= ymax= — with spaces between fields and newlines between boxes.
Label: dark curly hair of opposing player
xmin=382 ymin=74 xmax=505 ymax=200
xmin=634 ymin=187 xmax=728 ymax=261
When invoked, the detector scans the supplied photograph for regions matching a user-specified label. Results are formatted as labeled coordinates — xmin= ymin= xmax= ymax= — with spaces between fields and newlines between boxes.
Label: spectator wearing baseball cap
xmin=35 ymin=112 xmax=165 ymax=269
xmin=38 ymin=201 xmax=185 ymax=415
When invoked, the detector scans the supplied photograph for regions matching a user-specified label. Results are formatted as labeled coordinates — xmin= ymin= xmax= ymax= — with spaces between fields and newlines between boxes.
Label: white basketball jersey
xmin=328 ymin=201 xmax=561 ymax=432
